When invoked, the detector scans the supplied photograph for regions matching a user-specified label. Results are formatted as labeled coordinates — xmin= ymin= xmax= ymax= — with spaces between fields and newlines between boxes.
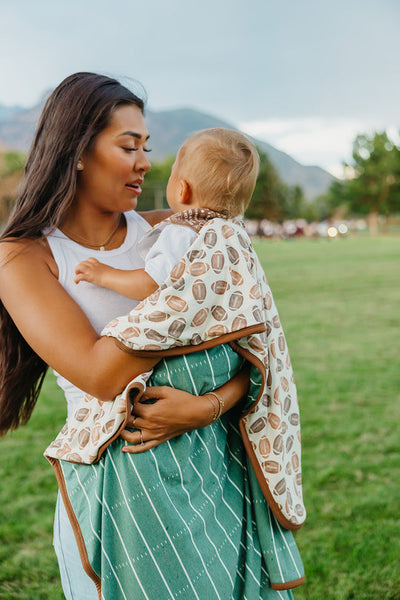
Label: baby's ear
xmin=179 ymin=179 xmax=193 ymax=204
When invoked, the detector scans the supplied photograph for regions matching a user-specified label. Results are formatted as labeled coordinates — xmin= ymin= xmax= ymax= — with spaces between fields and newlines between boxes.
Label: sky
xmin=0 ymin=0 xmax=399 ymax=177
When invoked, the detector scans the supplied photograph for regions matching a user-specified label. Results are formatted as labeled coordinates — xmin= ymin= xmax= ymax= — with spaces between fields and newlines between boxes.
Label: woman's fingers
xmin=120 ymin=386 xmax=210 ymax=454
xmin=138 ymin=385 xmax=167 ymax=401
xmin=120 ymin=424 xmax=171 ymax=454
xmin=130 ymin=400 xmax=151 ymax=418
xmin=122 ymin=438 xmax=162 ymax=454
xmin=120 ymin=428 xmax=142 ymax=443
xmin=124 ymin=413 xmax=143 ymax=429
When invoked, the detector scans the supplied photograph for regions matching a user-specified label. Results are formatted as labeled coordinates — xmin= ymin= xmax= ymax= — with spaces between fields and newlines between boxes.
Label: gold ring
xmin=132 ymin=416 xmax=137 ymax=428
xmin=140 ymin=430 xmax=144 ymax=445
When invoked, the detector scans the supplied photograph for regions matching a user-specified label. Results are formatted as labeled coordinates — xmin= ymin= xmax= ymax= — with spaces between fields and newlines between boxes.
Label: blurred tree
xmin=324 ymin=131 xmax=400 ymax=234
xmin=246 ymin=149 xmax=286 ymax=221
xmin=348 ymin=132 xmax=400 ymax=233
xmin=1 ymin=151 xmax=26 ymax=176
xmin=138 ymin=155 xmax=175 ymax=211
xmin=282 ymin=184 xmax=307 ymax=220
xmin=322 ymin=179 xmax=350 ymax=220
xmin=306 ymin=194 xmax=333 ymax=222
xmin=0 ymin=151 xmax=26 ymax=227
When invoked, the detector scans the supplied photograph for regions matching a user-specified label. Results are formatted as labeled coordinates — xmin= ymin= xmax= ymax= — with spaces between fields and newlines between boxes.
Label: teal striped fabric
xmin=59 ymin=345 xmax=303 ymax=599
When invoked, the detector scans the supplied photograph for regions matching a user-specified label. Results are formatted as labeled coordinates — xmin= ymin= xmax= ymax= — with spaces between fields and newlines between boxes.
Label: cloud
xmin=1 ymin=0 xmax=399 ymax=178
xmin=239 ymin=117 xmax=396 ymax=178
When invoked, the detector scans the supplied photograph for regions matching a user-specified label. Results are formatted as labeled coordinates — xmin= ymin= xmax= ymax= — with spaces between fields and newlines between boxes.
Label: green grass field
xmin=1 ymin=235 xmax=399 ymax=600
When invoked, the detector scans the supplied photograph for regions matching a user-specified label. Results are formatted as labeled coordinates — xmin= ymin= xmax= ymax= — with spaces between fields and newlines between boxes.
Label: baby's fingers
xmin=75 ymin=257 xmax=98 ymax=272
xmin=74 ymin=273 xmax=84 ymax=284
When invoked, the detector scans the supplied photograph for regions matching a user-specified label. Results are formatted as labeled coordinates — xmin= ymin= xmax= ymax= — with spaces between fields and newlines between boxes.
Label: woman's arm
xmin=120 ymin=366 xmax=250 ymax=453
xmin=0 ymin=239 xmax=250 ymax=448
xmin=0 ymin=240 xmax=158 ymax=400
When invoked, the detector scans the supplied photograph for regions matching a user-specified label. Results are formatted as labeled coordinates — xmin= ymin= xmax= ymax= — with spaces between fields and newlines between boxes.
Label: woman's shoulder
xmin=0 ymin=237 xmax=57 ymax=276
xmin=0 ymin=237 xmax=36 ymax=263
xmin=136 ymin=209 xmax=173 ymax=228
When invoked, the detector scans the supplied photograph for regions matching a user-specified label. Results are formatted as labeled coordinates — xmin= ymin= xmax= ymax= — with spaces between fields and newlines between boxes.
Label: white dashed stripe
xmin=69 ymin=465 xmax=130 ymax=600
xmin=126 ymin=450 xmax=201 ymax=600
xmin=107 ymin=450 xmax=174 ymax=598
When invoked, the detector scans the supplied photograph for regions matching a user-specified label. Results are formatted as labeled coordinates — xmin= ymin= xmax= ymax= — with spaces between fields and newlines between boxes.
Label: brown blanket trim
xmin=48 ymin=449 xmax=305 ymax=593
xmin=230 ymin=341 xmax=304 ymax=532
xmin=113 ymin=325 xmax=304 ymax=531
xmin=47 ymin=326 xmax=267 ymax=466
xmin=47 ymin=456 xmax=101 ymax=599
xmin=271 ymin=576 xmax=306 ymax=590
xmin=47 ymin=331 xmax=305 ymax=592
xmin=92 ymin=381 xmax=146 ymax=463
xmin=111 ymin=323 xmax=266 ymax=357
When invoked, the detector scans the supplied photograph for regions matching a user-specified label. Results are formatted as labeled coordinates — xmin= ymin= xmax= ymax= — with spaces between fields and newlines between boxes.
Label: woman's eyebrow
xmin=117 ymin=131 xmax=150 ymax=141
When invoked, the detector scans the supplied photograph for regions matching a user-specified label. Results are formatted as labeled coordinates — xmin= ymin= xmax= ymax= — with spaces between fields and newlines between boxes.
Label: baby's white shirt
xmin=140 ymin=223 xmax=197 ymax=286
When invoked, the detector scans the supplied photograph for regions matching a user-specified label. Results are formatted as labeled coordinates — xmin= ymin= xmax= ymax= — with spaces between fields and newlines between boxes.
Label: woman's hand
xmin=120 ymin=386 xmax=214 ymax=453
xmin=120 ymin=366 xmax=250 ymax=454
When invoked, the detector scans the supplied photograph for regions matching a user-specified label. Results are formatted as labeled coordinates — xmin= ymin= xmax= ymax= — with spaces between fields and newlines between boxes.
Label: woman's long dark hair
xmin=0 ymin=72 xmax=145 ymax=435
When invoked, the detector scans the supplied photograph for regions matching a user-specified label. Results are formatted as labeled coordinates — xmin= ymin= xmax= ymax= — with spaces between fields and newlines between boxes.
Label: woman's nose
xmin=136 ymin=149 xmax=151 ymax=173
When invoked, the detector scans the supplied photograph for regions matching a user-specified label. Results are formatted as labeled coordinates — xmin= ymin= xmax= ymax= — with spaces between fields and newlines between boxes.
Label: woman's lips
xmin=125 ymin=182 xmax=142 ymax=194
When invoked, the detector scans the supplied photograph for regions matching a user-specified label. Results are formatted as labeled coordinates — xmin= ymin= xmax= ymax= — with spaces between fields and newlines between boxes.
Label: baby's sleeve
xmin=144 ymin=224 xmax=197 ymax=286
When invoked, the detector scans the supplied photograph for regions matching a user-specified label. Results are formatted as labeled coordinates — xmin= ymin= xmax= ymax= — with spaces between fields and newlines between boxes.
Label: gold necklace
xmin=61 ymin=214 xmax=123 ymax=251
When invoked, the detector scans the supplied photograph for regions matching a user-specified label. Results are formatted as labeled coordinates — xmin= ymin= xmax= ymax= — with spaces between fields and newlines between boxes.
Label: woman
xmin=0 ymin=73 xmax=304 ymax=599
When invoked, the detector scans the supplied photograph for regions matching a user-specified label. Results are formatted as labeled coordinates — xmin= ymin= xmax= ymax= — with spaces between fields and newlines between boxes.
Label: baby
xmin=74 ymin=128 xmax=260 ymax=299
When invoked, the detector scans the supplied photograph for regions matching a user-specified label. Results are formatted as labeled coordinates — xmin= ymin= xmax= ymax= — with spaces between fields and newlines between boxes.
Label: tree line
xmin=1 ymin=130 xmax=399 ymax=228
xmin=130 ymin=150 xmax=316 ymax=222
xmin=117 ymin=131 xmax=400 ymax=226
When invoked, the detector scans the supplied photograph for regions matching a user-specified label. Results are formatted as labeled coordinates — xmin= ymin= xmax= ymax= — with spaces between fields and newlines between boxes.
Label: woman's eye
xmin=122 ymin=147 xmax=152 ymax=153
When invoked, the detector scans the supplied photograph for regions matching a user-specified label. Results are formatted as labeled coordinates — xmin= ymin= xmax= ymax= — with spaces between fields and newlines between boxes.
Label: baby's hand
xmin=74 ymin=257 xmax=109 ymax=286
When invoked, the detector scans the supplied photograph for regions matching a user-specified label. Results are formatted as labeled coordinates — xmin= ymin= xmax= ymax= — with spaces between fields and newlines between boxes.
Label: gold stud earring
xmin=77 ymin=161 xmax=83 ymax=170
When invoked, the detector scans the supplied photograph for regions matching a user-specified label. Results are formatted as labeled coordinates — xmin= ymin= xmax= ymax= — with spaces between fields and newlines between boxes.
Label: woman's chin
xmin=121 ymin=196 xmax=138 ymax=212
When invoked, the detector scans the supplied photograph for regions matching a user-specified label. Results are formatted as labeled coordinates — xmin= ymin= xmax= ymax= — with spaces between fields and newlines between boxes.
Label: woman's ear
xmin=179 ymin=179 xmax=193 ymax=205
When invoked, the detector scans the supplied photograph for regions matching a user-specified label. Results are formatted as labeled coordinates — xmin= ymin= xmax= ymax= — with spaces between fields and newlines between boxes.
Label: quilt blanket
xmin=45 ymin=214 xmax=305 ymax=531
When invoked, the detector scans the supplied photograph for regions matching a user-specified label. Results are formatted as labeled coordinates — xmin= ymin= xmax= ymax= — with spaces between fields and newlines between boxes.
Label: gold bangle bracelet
xmin=205 ymin=391 xmax=225 ymax=423
xmin=205 ymin=393 xmax=218 ymax=422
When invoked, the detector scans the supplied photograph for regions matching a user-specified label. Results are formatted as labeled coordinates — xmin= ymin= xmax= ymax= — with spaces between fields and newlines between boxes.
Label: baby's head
xmin=167 ymin=128 xmax=260 ymax=218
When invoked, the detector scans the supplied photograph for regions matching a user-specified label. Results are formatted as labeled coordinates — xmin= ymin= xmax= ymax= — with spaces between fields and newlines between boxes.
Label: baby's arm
xmin=74 ymin=257 xmax=158 ymax=301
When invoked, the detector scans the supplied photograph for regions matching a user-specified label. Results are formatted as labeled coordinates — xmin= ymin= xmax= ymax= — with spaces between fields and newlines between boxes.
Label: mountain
xmin=0 ymin=104 xmax=24 ymax=124
xmin=145 ymin=108 xmax=335 ymax=199
xmin=0 ymin=101 xmax=335 ymax=199
xmin=0 ymin=101 xmax=44 ymax=152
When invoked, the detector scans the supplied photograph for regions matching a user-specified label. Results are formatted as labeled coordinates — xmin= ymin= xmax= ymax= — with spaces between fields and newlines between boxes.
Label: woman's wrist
xmin=199 ymin=391 xmax=226 ymax=426
xmin=203 ymin=392 xmax=225 ymax=423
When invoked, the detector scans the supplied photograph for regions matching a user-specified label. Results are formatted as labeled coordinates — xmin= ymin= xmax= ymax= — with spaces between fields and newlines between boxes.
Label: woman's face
xmin=78 ymin=104 xmax=151 ymax=214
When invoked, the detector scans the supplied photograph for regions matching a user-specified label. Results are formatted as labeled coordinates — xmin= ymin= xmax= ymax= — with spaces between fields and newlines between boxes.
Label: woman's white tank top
xmin=46 ymin=210 xmax=151 ymax=419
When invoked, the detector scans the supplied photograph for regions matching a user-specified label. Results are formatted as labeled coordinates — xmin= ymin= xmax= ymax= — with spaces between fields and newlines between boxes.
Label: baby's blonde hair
xmin=177 ymin=128 xmax=260 ymax=218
